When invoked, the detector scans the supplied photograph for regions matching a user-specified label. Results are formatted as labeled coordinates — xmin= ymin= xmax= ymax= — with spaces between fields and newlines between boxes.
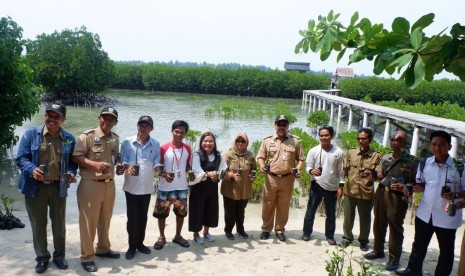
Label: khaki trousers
xmin=77 ymin=179 xmax=115 ymax=262
xmin=261 ymin=174 xmax=294 ymax=233
xmin=372 ymin=187 xmax=408 ymax=261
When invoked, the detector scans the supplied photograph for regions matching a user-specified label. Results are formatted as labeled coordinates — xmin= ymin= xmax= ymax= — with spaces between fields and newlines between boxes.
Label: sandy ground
xmin=0 ymin=176 xmax=463 ymax=276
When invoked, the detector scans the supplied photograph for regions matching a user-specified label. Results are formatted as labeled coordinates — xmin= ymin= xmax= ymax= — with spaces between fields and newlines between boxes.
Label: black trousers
xmin=223 ymin=196 xmax=249 ymax=233
xmin=188 ymin=181 xmax=219 ymax=232
xmin=125 ymin=191 xmax=151 ymax=250
xmin=407 ymin=216 xmax=456 ymax=276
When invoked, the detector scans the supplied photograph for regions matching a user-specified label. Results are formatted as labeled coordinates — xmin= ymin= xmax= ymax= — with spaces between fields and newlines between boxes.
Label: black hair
xmin=198 ymin=132 xmax=219 ymax=162
xmin=359 ymin=127 xmax=373 ymax=139
xmin=430 ymin=130 xmax=451 ymax=145
xmin=172 ymin=120 xmax=189 ymax=132
xmin=318 ymin=125 xmax=334 ymax=138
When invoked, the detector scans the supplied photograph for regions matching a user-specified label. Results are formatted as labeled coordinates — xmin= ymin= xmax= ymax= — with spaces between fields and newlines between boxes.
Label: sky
xmin=3 ymin=0 xmax=462 ymax=77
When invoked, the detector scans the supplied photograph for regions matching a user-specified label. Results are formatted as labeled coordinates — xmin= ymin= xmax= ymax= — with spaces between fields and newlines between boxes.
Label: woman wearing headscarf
xmin=221 ymin=133 xmax=256 ymax=240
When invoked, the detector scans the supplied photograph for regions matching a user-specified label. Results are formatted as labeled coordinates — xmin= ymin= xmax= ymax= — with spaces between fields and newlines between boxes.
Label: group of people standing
xmin=302 ymin=126 xmax=465 ymax=276
xmin=15 ymin=104 xmax=465 ymax=275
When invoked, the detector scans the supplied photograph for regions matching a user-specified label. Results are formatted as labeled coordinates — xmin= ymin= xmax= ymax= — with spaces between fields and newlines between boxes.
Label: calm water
xmin=0 ymin=90 xmax=311 ymax=206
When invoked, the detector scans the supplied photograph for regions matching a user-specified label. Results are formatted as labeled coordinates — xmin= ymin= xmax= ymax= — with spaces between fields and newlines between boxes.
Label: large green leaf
xmin=320 ymin=50 xmax=331 ymax=61
xmin=410 ymin=28 xmax=422 ymax=49
xmin=450 ymin=23 xmax=465 ymax=38
xmin=411 ymin=13 xmax=435 ymax=33
xmin=350 ymin=11 xmax=359 ymax=25
xmin=308 ymin=19 xmax=316 ymax=32
xmin=411 ymin=54 xmax=425 ymax=88
xmin=373 ymin=55 xmax=385 ymax=75
xmin=328 ymin=10 xmax=334 ymax=22
xmin=392 ymin=17 xmax=410 ymax=36
xmin=336 ymin=48 xmax=346 ymax=62
xmin=295 ymin=39 xmax=304 ymax=54
xmin=359 ymin=18 xmax=372 ymax=34
xmin=349 ymin=48 xmax=365 ymax=63
xmin=388 ymin=53 xmax=413 ymax=69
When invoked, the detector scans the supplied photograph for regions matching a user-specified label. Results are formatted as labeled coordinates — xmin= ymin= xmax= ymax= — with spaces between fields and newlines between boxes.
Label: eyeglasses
xmin=356 ymin=137 xmax=369 ymax=141
xmin=236 ymin=140 xmax=246 ymax=144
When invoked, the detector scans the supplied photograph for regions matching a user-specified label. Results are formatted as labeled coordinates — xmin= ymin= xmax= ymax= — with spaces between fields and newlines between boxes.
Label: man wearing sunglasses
xmin=341 ymin=128 xmax=382 ymax=252
xmin=256 ymin=115 xmax=304 ymax=242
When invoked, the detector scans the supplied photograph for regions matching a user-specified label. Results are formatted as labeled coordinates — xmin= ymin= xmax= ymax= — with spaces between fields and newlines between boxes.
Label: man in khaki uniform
xmin=364 ymin=131 xmax=418 ymax=271
xmin=73 ymin=107 xmax=120 ymax=272
xmin=341 ymin=128 xmax=382 ymax=251
xmin=256 ymin=115 xmax=304 ymax=242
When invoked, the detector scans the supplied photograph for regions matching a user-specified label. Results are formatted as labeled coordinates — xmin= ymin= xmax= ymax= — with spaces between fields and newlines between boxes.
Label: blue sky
xmin=4 ymin=0 xmax=462 ymax=77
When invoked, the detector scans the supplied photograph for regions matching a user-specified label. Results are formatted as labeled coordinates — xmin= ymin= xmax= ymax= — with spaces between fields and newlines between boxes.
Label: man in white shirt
xmin=397 ymin=130 xmax=465 ymax=276
xmin=153 ymin=120 xmax=192 ymax=250
xmin=302 ymin=125 xmax=344 ymax=245
xmin=121 ymin=116 xmax=160 ymax=259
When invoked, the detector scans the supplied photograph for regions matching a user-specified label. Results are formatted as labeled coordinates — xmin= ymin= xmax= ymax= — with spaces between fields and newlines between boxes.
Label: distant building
xmin=335 ymin=67 xmax=355 ymax=78
xmin=284 ymin=62 xmax=310 ymax=73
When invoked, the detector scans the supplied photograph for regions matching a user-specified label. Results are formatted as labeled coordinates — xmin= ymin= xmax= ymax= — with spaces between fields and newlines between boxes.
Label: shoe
xmin=194 ymin=235 xmax=204 ymax=244
xmin=276 ymin=232 xmax=286 ymax=242
xmin=53 ymin=259 xmax=68 ymax=269
xmin=154 ymin=237 xmax=166 ymax=250
xmin=339 ymin=239 xmax=351 ymax=248
xmin=11 ymin=217 xmax=25 ymax=228
xmin=237 ymin=231 xmax=249 ymax=239
xmin=81 ymin=261 xmax=98 ymax=272
xmin=96 ymin=250 xmax=120 ymax=258
xmin=225 ymin=232 xmax=235 ymax=240
xmin=260 ymin=232 xmax=270 ymax=240
xmin=204 ymin=232 xmax=215 ymax=242
xmin=364 ymin=251 xmax=385 ymax=260
xmin=35 ymin=262 xmax=49 ymax=274
xmin=395 ymin=268 xmax=421 ymax=275
xmin=326 ymin=238 xmax=337 ymax=245
xmin=360 ymin=242 xmax=369 ymax=252
xmin=125 ymin=248 xmax=136 ymax=259
xmin=301 ymin=235 xmax=310 ymax=241
xmin=386 ymin=260 xmax=400 ymax=271
xmin=137 ymin=245 xmax=151 ymax=254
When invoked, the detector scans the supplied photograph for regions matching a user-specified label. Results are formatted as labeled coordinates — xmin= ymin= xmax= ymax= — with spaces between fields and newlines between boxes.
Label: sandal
xmin=204 ymin=232 xmax=215 ymax=242
xmin=193 ymin=235 xmax=204 ymax=244
xmin=153 ymin=237 xmax=166 ymax=250
xmin=172 ymin=236 xmax=190 ymax=248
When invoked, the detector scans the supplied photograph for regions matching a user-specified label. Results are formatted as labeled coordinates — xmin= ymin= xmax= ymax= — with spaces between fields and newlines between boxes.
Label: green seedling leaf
xmin=410 ymin=27 xmax=422 ymax=49
xmin=350 ymin=11 xmax=359 ymax=25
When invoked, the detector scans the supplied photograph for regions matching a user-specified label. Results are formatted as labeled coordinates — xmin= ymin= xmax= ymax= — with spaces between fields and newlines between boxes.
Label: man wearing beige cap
xmin=256 ymin=115 xmax=304 ymax=242
xmin=73 ymin=107 xmax=120 ymax=272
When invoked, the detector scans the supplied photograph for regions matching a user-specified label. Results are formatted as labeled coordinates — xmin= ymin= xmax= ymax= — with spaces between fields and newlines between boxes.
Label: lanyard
xmin=172 ymin=145 xmax=184 ymax=171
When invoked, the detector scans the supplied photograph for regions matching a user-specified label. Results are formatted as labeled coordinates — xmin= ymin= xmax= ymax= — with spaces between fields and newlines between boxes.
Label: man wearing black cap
xmin=16 ymin=102 xmax=77 ymax=273
xmin=120 ymin=116 xmax=161 ymax=259
xmin=73 ymin=107 xmax=120 ymax=272
xmin=256 ymin=115 xmax=304 ymax=242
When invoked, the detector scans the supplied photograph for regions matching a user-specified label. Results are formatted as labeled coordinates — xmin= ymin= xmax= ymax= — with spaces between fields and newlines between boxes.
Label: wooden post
xmin=382 ymin=119 xmax=391 ymax=147
xmin=411 ymin=126 xmax=420 ymax=157
xmin=330 ymin=102 xmax=334 ymax=126
xmin=347 ymin=107 xmax=353 ymax=131
xmin=312 ymin=96 xmax=317 ymax=114
xmin=336 ymin=104 xmax=342 ymax=138
xmin=363 ymin=111 xmax=368 ymax=127
xmin=451 ymin=136 xmax=459 ymax=158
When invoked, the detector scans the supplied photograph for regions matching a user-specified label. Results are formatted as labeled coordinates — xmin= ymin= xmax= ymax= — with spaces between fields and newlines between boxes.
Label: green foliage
xmin=307 ymin=110 xmax=330 ymax=128
xmin=340 ymin=131 xmax=390 ymax=154
xmin=0 ymin=17 xmax=40 ymax=148
xmin=204 ymin=99 xmax=297 ymax=123
xmin=251 ymin=140 xmax=264 ymax=201
xmin=26 ymin=26 xmax=114 ymax=103
xmin=290 ymin=127 xmax=319 ymax=191
xmin=185 ymin=129 xmax=202 ymax=152
xmin=325 ymin=244 xmax=383 ymax=276
xmin=296 ymin=11 xmax=465 ymax=88
xmin=339 ymin=77 xmax=465 ymax=107
xmin=112 ymin=63 xmax=328 ymax=98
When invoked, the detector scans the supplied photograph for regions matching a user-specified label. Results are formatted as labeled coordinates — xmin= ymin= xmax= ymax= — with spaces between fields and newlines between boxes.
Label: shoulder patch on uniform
xmin=112 ymin=132 xmax=119 ymax=138
xmin=263 ymin=135 xmax=273 ymax=140
xmin=291 ymin=134 xmax=300 ymax=140
xmin=83 ymin=129 xmax=94 ymax=134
